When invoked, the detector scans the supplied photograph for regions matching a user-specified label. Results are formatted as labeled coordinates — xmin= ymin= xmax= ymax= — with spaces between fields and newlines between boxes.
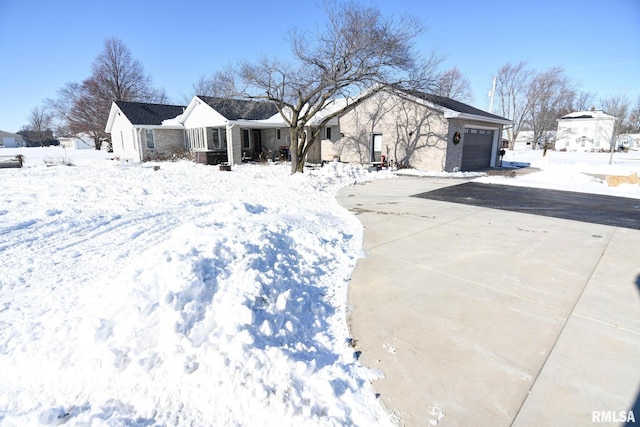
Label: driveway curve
xmin=337 ymin=176 xmax=640 ymax=427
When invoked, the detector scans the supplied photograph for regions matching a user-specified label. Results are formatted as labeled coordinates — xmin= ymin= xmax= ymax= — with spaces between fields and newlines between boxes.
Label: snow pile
xmin=476 ymin=150 xmax=640 ymax=199
xmin=395 ymin=169 xmax=484 ymax=179
xmin=0 ymin=149 xmax=393 ymax=426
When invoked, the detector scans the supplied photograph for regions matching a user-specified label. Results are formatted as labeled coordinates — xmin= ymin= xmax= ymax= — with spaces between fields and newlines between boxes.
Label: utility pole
xmin=608 ymin=117 xmax=617 ymax=165
xmin=488 ymin=76 xmax=497 ymax=114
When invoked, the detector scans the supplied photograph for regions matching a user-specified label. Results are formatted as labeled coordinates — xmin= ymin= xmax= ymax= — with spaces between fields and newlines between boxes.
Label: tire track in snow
xmin=0 ymin=205 xmax=199 ymax=291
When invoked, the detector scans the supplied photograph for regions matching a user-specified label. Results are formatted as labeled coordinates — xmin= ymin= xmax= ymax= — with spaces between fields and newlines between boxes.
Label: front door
xmin=252 ymin=129 xmax=262 ymax=159
xmin=372 ymin=134 xmax=382 ymax=162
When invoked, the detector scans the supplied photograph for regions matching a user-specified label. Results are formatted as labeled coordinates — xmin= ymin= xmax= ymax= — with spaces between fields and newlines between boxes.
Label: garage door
xmin=461 ymin=128 xmax=494 ymax=170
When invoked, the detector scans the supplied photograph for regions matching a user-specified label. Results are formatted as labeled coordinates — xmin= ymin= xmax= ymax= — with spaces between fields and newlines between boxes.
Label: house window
xmin=211 ymin=128 xmax=220 ymax=149
xmin=276 ymin=128 xmax=281 ymax=140
xmin=242 ymin=129 xmax=250 ymax=149
xmin=220 ymin=128 xmax=227 ymax=148
xmin=209 ymin=128 xmax=227 ymax=150
xmin=146 ymin=129 xmax=155 ymax=149
xmin=326 ymin=127 xmax=332 ymax=139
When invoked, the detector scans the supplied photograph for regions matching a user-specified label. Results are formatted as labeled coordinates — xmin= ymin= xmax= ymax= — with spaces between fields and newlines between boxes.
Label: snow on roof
xmin=161 ymin=114 xmax=184 ymax=126
xmin=560 ymin=110 xmax=615 ymax=120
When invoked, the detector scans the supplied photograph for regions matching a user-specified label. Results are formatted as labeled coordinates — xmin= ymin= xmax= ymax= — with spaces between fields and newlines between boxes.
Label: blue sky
xmin=0 ymin=0 xmax=638 ymax=133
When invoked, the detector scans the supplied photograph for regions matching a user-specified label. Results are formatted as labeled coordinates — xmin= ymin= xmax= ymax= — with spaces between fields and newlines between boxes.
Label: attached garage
xmin=332 ymin=88 xmax=513 ymax=172
xmin=461 ymin=128 xmax=495 ymax=170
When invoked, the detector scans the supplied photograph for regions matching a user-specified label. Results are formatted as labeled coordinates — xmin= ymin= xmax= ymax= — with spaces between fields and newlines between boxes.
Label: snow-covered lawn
xmin=479 ymin=149 xmax=640 ymax=199
xmin=1 ymin=147 xmax=638 ymax=426
xmin=0 ymin=148 xmax=392 ymax=426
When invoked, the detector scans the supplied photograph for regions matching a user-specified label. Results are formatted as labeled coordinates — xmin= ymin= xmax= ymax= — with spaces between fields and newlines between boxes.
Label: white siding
xmin=2 ymin=137 xmax=16 ymax=147
xmin=110 ymin=110 xmax=141 ymax=162
xmin=182 ymin=101 xmax=227 ymax=129
xmin=555 ymin=112 xmax=615 ymax=152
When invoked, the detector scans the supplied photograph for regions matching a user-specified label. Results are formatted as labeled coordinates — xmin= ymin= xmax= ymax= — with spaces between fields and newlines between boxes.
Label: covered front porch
xmin=185 ymin=123 xmax=285 ymax=165
xmin=185 ymin=126 xmax=229 ymax=165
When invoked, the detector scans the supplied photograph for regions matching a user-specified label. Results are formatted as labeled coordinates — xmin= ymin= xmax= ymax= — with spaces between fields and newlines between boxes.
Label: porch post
xmin=226 ymin=125 xmax=242 ymax=165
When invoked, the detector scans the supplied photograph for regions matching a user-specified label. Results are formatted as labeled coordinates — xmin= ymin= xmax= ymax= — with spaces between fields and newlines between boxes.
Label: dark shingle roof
xmin=197 ymin=96 xmax=279 ymax=120
xmin=116 ymin=101 xmax=185 ymax=125
xmin=560 ymin=114 xmax=593 ymax=120
xmin=392 ymin=87 xmax=510 ymax=122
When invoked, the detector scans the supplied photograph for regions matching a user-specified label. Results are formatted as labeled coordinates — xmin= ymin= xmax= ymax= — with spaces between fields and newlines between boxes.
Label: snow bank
xmin=476 ymin=150 xmax=640 ymax=199
xmin=0 ymin=150 xmax=393 ymax=426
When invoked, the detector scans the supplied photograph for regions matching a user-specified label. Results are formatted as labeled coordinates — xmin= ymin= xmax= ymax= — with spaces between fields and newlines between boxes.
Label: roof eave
xmin=131 ymin=124 xmax=184 ymax=130
xmin=444 ymin=111 xmax=513 ymax=126
xmin=104 ymin=102 xmax=121 ymax=133
xmin=229 ymin=119 xmax=285 ymax=128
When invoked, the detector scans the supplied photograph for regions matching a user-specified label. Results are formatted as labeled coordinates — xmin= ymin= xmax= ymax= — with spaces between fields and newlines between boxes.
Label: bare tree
xmin=572 ymin=91 xmax=595 ymax=112
xmin=27 ymin=106 xmax=54 ymax=147
xmin=238 ymin=1 xmax=433 ymax=173
xmin=92 ymin=38 xmax=167 ymax=103
xmin=434 ymin=67 xmax=473 ymax=103
xmin=49 ymin=38 xmax=166 ymax=150
xmin=526 ymin=66 xmax=574 ymax=151
xmin=601 ymin=93 xmax=631 ymax=133
xmin=494 ymin=62 xmax=534 ymax=149
xmin=628 ymin=95 xmax=640 ymax=133
xmin=183 ymin=65 xmax=239 ymax=103
xmin=182 ymin=76 xmax=215 ymax=104
xmin=50 ymin=80 xmax=109 ymax=150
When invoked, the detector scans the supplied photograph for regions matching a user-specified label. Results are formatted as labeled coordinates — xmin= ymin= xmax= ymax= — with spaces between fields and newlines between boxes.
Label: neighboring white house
xmin=0 ymin=130 xmax=25 ymax=148
xmin=105 ymin=101 xmax=186 ymax=162
xmin=58 ymin=134 xmax=95 ymax=149
xmin=555 ymin=109 xmax=616 ymax=152
xmin=512 ymin=130 xmax=557 ymax=150
xmin=617 ymin=133 xmax=640 ymax=151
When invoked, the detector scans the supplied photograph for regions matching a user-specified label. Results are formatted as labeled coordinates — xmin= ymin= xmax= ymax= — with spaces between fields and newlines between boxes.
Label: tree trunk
xmin=289 ymin=128 xmax=306 ymax=174
xmin=93 ymin=135 xmax=102 ymax=150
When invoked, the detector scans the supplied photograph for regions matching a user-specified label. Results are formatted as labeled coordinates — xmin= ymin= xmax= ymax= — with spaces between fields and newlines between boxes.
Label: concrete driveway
xmin=337 ymin=176 xmax=640 ymax=427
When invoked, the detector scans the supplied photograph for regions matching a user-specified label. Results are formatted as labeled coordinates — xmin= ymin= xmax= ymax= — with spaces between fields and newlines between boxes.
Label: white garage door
xmin=2 ymin=137 xmax=16 ymax=148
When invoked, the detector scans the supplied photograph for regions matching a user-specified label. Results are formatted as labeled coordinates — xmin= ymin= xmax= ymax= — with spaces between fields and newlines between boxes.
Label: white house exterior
xmin=513 ymin=131 xmax=535 ymax=150
xmin=58 ymin=134 xmax=95 ymax=149
xmin=617 ymin=134 xmax=640 ymax=151
xmin=180 ymin=96 xmax=283 ymax=165
xmin=105 ymin=101 xmax=186 ymax=162
xmin=512 ymin=130 xmax=556 ymax=150
xmin=0 ymin=130 xmax=24 ymax=148
xmin=555 ymin=110 xmax=615 ymax=152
